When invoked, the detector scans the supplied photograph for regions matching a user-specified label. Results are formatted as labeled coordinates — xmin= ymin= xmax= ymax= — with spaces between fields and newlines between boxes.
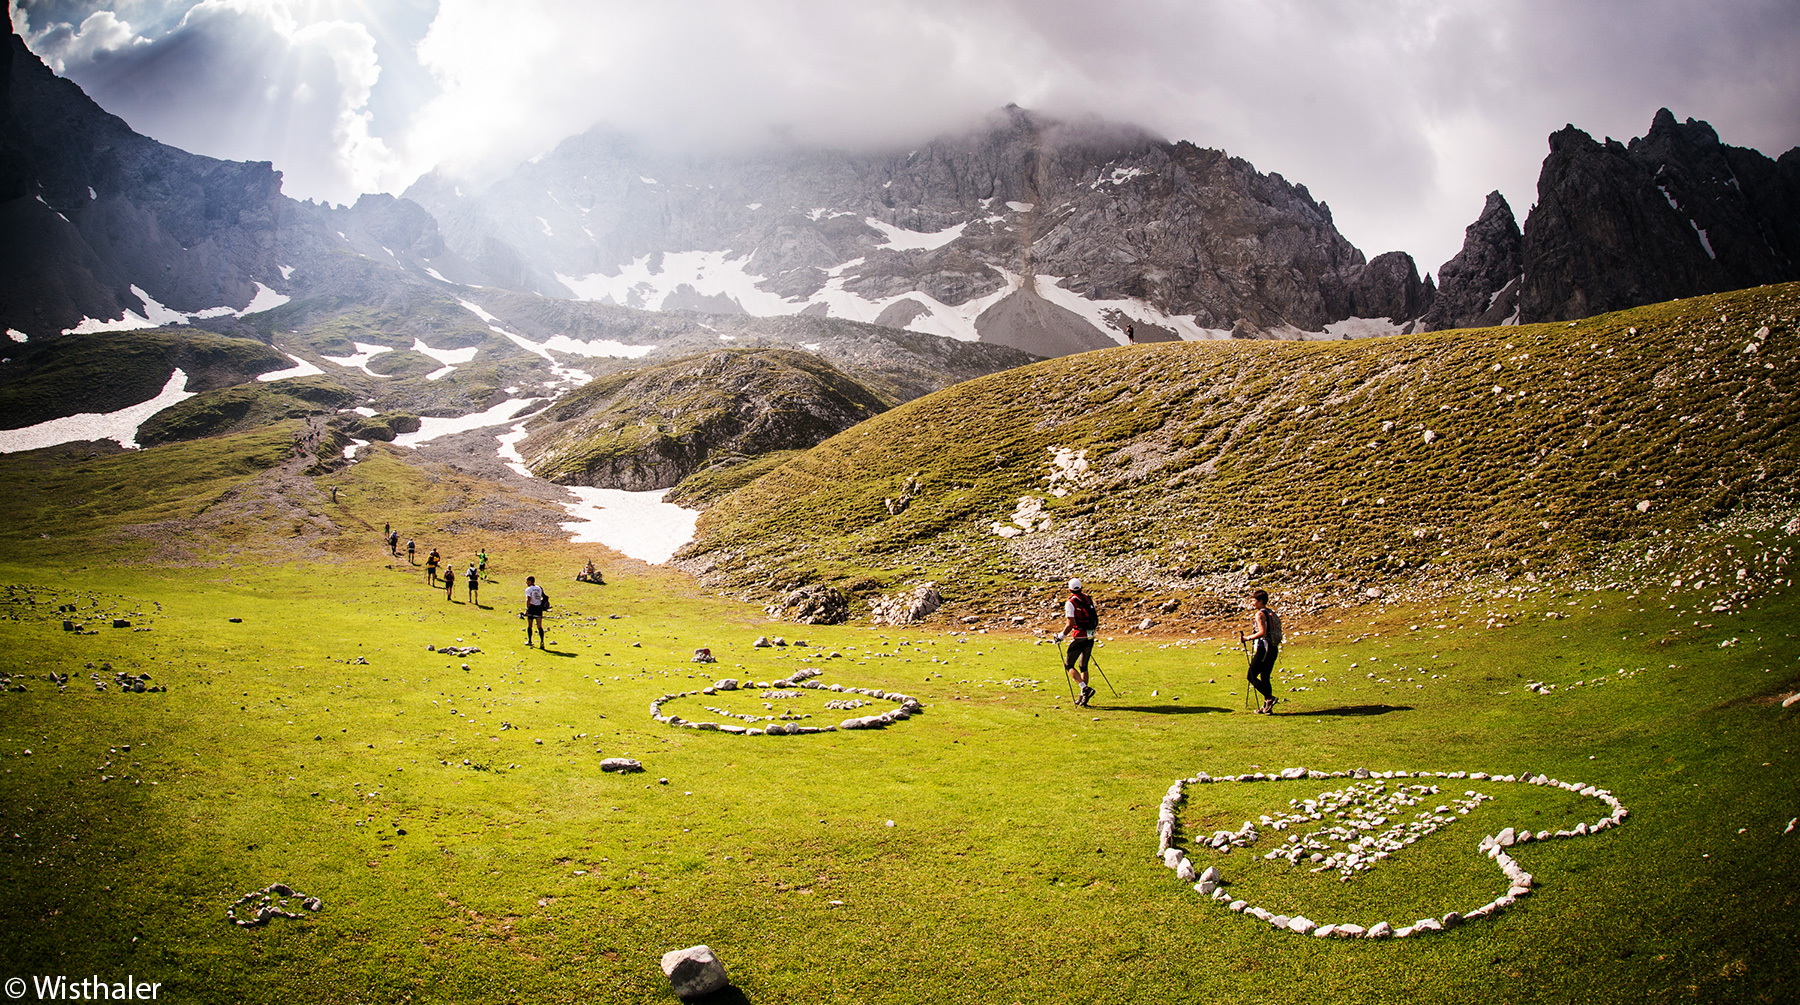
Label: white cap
xmin=1068 ymin=578 xmax=1083 ymax=591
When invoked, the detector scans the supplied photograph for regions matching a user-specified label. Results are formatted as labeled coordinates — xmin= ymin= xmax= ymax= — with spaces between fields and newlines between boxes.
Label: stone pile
xmin=868 ymin=583 xmax=943 ymax=626
xmin=766 ymin=583 xmax=850 ymax=625
xmin=227 ymin=883 xmax=321 ymax=927
xmin=89 ymin=668 xmax=164 ymax=693
xmin=691 ymin=648 xmax=717 ymax=663
xmin=1157 ymin=766 xmax=1629 ymax=938
xmin=428 ymin=644 xmax=482 ymax=657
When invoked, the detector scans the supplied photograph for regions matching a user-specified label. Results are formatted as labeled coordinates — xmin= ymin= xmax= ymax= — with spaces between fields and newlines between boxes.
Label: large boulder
xmin=659 ymin=945 xmax=730 ymax=999
xmin=869 ymin=582 xmax=942 ymax=626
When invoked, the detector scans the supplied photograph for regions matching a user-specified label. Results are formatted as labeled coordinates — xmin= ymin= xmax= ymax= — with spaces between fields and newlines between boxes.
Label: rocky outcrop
xmin=1421 ymin=191 xmax=1524 ymax=331
xmin=518 ymin=348 xmax=890 ymax=489
xmin=1517 ymin=109 xmax=1800 ymax=323
xmin=1333 ymin=252 xmax=1437 ymax=328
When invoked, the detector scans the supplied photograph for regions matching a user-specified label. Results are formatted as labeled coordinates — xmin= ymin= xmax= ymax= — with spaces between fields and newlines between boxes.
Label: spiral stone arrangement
xmin=1156 ymin=767 xmax=1628 ymax=938
xmin=648 ymin=668 xmax=923 ymax=734
xmin=226 ymin=883 xmax=322 ymax=927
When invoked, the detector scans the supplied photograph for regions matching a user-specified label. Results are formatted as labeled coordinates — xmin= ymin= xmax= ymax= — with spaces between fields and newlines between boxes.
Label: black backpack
xmin=539 ymin=592 xmax=551 ymax=612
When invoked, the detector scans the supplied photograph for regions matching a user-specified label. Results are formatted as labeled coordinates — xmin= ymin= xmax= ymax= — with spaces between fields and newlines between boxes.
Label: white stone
xmin=1198 ymin=866 xmax=1220 ymax=885
xmin=1335 ymin=924 xmax=1366 ymax=938
xmin=1176 ymin=859 xmax=1196 ymax=882
xmin=1287 ymin=916 xmax=1316 ymax=935
xmin=1162 ymin=848 xmax=1184 ymax=869
xmin=1496 ymin=827 xmax=1516 ymax=847
xmin=1313 ymin=924 xmax=1337 ymax=938
xmin=660 ymin=945 xmax=730 ymax=998
xmin=1366 ymin=921 xmax=1393 ymax=939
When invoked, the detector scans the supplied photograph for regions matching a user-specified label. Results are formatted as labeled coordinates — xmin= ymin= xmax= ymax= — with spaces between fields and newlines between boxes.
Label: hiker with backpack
xmin=1058 ymin=578 xmax=1100 ymax=707
xmin=1245 ymin=588 xmax=1282 ymax=714
xmin=524 ymin=575 xmax=548 ymax=648
xmin=467 ymin=564 xmax=480 ymax=607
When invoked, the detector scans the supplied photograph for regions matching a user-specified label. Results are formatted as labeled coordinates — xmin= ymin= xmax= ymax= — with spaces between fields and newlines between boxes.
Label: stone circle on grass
xmin=1157 ymin=767 xmax=1629 ymax=938
xmin=226 ymin=883 xmax=322 ymax=927
xmin=649 ymin=668 xmax=923 ymax=734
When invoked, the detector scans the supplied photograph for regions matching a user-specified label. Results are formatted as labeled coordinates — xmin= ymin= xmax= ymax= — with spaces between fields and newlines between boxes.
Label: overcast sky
xmin=13 ymin=0 xmax=1800 ymax=273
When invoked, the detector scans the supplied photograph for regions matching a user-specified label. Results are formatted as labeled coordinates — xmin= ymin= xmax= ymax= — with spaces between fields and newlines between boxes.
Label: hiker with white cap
xmin=1057 ymin=578 xmax=1100 ymax=706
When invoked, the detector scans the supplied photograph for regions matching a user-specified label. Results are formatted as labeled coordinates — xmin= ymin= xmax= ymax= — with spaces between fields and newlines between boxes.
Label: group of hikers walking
xmin=383 ymin=523 xmax=489 ymax=605
xmin=1056 ymin=578 xmax=1281 ymax=714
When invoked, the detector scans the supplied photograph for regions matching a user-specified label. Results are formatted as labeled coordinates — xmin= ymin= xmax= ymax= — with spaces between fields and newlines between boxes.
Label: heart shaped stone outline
xmin=649 ymin=668 xmax=924 ymax=735
xmin=1156 ymin=767 xmax=1628 ymax=938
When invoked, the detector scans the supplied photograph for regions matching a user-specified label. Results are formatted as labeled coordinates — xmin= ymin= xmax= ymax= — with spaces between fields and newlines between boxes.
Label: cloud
xmin=16 ymin=0 xmax=1800 ymax=272
xmin=19 ymin=8 xmax=149 ymax=72
xmin=18 ymin=0 xmax=402 ymax=203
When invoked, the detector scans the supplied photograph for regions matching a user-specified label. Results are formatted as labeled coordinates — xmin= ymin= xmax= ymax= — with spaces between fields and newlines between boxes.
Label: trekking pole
xmin=1240 ymin=632 xmax=1252 ymax=710
xmin=1089 ymin=650 xmax=1121 ymax=697
xmin=1054 ymin=636 xmax=1076 ymax=704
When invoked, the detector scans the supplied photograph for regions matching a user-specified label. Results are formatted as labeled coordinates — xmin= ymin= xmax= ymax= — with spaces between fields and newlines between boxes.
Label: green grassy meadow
xmin=1 ymin=522 xmax=1796 ymax=1002
xmin=1 ymin=288 xmax=1798 ymax=1003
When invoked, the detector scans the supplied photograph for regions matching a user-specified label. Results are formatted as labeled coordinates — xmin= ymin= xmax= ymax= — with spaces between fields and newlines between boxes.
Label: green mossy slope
xmin=683 ymin=284 xmax=1800 ymax=614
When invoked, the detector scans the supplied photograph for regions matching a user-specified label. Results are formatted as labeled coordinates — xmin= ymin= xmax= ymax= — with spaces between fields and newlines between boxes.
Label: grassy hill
xmin=520 ymin=348 xmax=890 ymax=488
xmin=681 ymin=283 xmax=1800 ymax=622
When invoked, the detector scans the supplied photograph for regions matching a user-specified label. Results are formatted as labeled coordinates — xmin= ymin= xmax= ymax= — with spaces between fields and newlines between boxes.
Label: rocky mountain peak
xmin=403 ymin=105 xmax=1435 ymax=354
xmin=1420 ymin=190 xmax=1523 ymax=331
xmin=1519 ymin=109 xmax=1800 ymax=322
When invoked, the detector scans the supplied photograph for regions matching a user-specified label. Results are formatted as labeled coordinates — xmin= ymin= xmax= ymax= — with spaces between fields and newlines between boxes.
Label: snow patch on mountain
xmin=257 ymin=353 xmax=325 ymax=382
xmin=865 ymin=217 xmax=967 ymax=252
xmin=560 ymin=486 xmax=699 ymax=565
xmin=0 ymin=368 xmax=195 ymax=453
xmin=63 ymin=285 xmax=188 ymax=334
xmin=1323 ymin=317 xmax=1409 ymax=340
xmin=61 ymin=282 xmax=289 ymax=335
xmin=393 ymin=398 xmax=543 ymax=447
xmin=558 ymin=251 xmax=796 ymax=314
xmin=321 ymin=341 xmax=394 ymax=376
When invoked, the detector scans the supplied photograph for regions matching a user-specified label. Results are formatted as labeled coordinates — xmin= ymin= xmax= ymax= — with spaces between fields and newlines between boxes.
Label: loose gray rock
xmin=660 ymin=944 xmax=730 ymax=999
xmin=600 ymin=758 xmax=644 ymax=773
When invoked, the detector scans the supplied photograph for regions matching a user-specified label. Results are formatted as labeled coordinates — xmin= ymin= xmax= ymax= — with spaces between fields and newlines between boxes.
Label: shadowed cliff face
xmin=1517 ymin=109 xmax=1800 ymax=323
xmin=0 ymin=25 xmax=287 ymax=335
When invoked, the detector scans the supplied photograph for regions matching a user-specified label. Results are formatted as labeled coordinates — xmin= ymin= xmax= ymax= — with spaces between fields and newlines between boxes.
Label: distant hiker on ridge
xmin=1245 ymin=589 xmax=1282 ymax=715
xmin=524 ymin=576 xmax=547 ymax=648
xmin=1059 ymin=578 xmax=1099 ymax=707
xmin=1125 ymin=324 xmax=1135 ymax=343
xmin=387 ymin=530 xmax=399 ymax=558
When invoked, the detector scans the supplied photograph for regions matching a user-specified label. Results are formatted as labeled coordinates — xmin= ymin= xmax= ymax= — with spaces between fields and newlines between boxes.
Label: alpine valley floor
xmin=0 ymin=434 xmax=1796 ymax=1003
